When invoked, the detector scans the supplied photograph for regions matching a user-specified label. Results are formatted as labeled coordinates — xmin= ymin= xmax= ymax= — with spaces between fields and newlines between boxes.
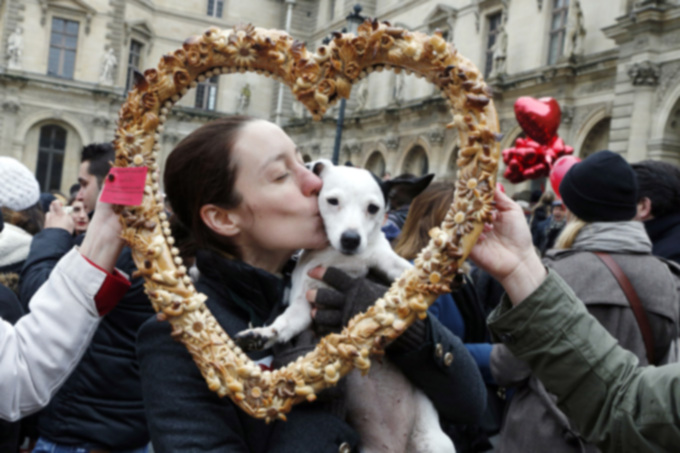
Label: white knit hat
xmin=0 ymin=157 xmax=41 ymax=211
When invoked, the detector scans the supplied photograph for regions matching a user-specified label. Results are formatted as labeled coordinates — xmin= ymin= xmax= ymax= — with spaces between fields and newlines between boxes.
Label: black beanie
xmin=559 ymin=150 xmax=638 ymax=222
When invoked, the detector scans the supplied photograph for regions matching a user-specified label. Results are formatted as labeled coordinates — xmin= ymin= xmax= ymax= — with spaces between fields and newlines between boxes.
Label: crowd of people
xmin=1 ymin=116 xmax=680 ymax=453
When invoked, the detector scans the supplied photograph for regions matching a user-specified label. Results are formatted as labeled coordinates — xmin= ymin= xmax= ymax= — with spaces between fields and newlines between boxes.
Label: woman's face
xmin=70 ymin=200 xmax=89 ymax=235
xmin=228 ymin=120 xmax=326 ymax=265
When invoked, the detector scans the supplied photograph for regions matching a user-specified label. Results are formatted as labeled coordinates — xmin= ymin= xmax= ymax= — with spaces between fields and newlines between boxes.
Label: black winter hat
xmin=559 ymin=150 xmax=638 ymax=222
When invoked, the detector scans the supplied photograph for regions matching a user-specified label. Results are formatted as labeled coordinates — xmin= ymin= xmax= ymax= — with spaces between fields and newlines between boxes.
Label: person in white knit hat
xmin=0 ymin=157 xmax=40 ymax=212
xmin=0 ymin=158 xmax=43 ymax=300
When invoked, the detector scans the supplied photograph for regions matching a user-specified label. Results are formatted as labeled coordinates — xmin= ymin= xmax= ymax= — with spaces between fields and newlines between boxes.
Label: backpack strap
xmin=593 ymin=252 xmax=656 ymax=365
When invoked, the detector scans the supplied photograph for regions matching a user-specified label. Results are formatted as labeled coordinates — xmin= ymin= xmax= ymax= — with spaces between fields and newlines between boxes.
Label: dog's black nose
xmin=340 ymin=231 xmax=361 ymax=252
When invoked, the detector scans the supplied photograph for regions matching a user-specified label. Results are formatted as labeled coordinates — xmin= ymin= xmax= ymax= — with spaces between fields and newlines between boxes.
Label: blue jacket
xmin=20 ymin=228 xmax=154 ymax=449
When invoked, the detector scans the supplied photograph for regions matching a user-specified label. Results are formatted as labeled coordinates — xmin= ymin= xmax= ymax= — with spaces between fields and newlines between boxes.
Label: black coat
xmin=19 ymin=228 xmax=154 ymax=449
xmin=137 ymin=249 xmax=487 ymax=453
xmin=645 ymin=212 xmax=680 ymax=266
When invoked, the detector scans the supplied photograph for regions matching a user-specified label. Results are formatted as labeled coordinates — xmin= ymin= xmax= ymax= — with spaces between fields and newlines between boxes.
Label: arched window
xmin=36 ymin=125 xmax=67 ymax=192
xmin=581 ymin=118 xmax=611 ymax=158
xmin=402 ymin=145 xmax=428 ymax=176
xmin=365 ymin=151 xmax=386 ymax=177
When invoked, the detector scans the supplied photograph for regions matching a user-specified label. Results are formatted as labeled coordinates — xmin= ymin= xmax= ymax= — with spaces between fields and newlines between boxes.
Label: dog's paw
xmin=234 ymin=327 xmax=279 ymax=351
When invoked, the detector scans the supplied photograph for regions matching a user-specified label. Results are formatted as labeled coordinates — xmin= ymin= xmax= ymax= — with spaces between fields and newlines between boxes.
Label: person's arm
xmin=19 ymin=200 xmax=76 ymax=306
xmin=488 ymin=270 xmax=680 ymax=451
xmin=472 ymin=189 xmax=680 ymax=451
xmin=0 ymin=199 xmax=128 ymax=422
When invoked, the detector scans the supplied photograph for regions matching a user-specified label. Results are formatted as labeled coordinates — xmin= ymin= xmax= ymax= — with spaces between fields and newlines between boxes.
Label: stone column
xmin=626 ymin=61 xmax=660 ymax=161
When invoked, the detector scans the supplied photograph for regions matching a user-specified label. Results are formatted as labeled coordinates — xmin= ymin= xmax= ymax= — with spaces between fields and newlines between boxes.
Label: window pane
xmin=63 ymin=50 xmax=76 ymax=79
xmin=207 ymin=0 xmax=215 ymax=15
xmin=53 ymin=127 xmax=67 ymax=149
xmin=36 ymin=153 xmax=49 ymax=192
xmin=216 ymin=0 xmax=224 ymax=18
xmin=47 ymin=48 xmax=61 ymax=75
xmin=195 ymin=84 xmax=206 ymax=108
xmin=207 ymin=86 xmax=217 ymax=111
xmin=52 ymin=18 xmax=65 ymax=32
xmin=50 ymin=152 xmax=64 ymax=191
xmin=66 ymin=20 xmax=79 ymax=35
xmin=65 ymin=35 xmax=78 ymax=50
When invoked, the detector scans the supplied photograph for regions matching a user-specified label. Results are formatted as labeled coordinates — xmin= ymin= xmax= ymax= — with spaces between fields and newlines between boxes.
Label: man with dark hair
xmin=76 ymin=143 xmax=115 ymax=214
xmin=632 ymin=160 xmax=680 ymax=265
xmin=20 ymin=143 xmax=152 ymax=453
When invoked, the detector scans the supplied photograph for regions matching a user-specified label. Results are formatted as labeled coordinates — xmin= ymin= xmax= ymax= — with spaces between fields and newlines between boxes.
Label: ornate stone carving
xmin=385 ymin=136 xmax=400 ymax=151
xmin=428 ymin=130 xmax=445 ymax=146
xmin=6 ymin=26 xmax=23 ymax=70
xmin=561 ymin=106 xmax=575 ymax=125
xmin=628 ymin=61 xmax=660 ymax=86
xmin=2 ymin=101 xmax=20 ymax=113
xmin=92 ymin=116 xmax=110 ymax=127
xmin=655 ymin=62 xmax=680 ymax=106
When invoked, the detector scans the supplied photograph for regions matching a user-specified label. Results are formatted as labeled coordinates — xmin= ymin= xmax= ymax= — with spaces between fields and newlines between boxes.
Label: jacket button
xmin=435 ymin=343 xmax=443 ymax=358
xmin=338 ymin=442 xmax=352 ymax=453
xmin=444 ymin=352 xmax=454 ymax=366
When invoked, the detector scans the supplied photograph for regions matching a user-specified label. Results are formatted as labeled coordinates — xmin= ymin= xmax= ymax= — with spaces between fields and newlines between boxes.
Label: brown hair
xmin=393 ymin=181 xmax=454 ymax=260
xmin=2 ymin=203 xmax=44 ymax=235
xmin=163 ymin=116 xmax=255 ymax=257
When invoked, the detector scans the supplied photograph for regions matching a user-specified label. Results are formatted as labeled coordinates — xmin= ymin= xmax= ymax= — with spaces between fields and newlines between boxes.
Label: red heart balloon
xmin=514 ymin=97 xmax=562 ymax=145
xmin=550 ymin=155 xmax=581 ymax=199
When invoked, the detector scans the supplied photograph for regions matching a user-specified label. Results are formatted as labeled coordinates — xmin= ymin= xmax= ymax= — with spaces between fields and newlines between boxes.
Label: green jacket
xmin=488 ymin=269 xmax=680 ymax=453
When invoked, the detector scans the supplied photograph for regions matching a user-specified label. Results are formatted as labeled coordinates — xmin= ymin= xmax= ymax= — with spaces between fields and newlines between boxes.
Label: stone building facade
xmin=2 ymin=0 xmax=680 ymax=195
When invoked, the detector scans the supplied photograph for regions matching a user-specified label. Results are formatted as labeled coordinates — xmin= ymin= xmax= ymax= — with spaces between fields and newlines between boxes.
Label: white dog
xmin=236 ymin=160 xmax=455 ymax=453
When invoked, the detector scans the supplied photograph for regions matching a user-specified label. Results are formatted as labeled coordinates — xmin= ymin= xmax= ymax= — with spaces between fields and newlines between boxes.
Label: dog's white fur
xmin=237 ymin=160 xmax=454 ymax=453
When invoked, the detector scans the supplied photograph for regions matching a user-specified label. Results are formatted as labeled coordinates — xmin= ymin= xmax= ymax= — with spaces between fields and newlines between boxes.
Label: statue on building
xmin=563 ymin=0 xmax=586 ymax=59
xmin=99 ymin=48 xmax=118 ymax=85
xmin=236 ymin=83 xmax=251 ymax=113
xmin=491 ymin=22 xmax=508 ymax=76
xmin=393 ymin=72 xmax=404 ymax=105
xmin=7 ymin=26 xmax=23 ymax=70
xmin=354 ymin=79 xmax=368 ymax=112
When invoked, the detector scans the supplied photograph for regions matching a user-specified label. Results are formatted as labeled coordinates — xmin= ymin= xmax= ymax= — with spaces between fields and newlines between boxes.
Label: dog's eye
xmin=367 ymin=204 xmax=380 ymax=215
xmin=327 ymin=198 xmax=339 ymax=206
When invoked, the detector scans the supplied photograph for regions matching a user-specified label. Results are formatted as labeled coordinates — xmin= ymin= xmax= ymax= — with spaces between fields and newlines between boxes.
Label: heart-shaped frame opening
xmin=114 ymin=20 xmax=500 ymax=422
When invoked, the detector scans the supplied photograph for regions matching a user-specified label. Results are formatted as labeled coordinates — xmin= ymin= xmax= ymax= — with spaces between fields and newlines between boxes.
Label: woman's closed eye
xmin=275 ymin=172 xmax=290 ymax=181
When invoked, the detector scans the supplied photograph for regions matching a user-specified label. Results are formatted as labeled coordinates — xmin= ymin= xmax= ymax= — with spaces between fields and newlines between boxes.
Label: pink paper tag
xmin=100 ymin=167 xmax=148 ymax=206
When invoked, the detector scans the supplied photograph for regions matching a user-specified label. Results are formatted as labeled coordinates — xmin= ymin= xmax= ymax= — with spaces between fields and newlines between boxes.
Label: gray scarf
xmin=572 ymin=221 xmax=652 ymax=254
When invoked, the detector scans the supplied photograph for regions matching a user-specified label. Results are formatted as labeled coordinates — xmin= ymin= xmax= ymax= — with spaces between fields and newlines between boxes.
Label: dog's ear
xmin=308 ymin=159 xmax=334 ymax=177
xmin=381 ymin=173 xmax=435 ymax=209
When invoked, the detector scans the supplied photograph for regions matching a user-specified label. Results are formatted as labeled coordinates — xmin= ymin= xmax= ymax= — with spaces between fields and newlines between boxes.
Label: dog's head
xmin=310 ymin=159 xmax=433 ymax=255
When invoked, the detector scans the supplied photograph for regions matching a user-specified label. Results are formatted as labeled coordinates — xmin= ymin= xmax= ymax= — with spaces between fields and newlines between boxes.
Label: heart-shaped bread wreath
xmin=114 ymin=21 xmax=500 ymax=422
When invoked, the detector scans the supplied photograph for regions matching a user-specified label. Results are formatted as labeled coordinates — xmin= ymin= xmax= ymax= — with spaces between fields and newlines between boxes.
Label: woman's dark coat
xmin=137 ymin=249 xmax=487 ymax=453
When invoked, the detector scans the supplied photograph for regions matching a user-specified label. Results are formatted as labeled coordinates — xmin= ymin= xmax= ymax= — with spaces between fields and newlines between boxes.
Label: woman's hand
xmin=469 ymin=188 xmax=547 ymax=305
xmin=306 ymin=267 xmax=388 ymax=335
xmin=45 ymin=200 xmax=75 ymax=234
xmin=79 ymin=195 xmax=124 ymax=273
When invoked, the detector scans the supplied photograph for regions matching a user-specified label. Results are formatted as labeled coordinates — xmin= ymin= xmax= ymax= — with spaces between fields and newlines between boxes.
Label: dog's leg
xmin=234 ymin=280 xmax=313 ymax=351
xmin=371 ymin=237 xmax=413 ymax=282
xmin=407 ymin=391 xmax=456 ymax=453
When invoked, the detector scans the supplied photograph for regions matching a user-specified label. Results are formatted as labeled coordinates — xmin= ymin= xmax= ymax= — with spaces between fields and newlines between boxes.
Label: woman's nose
xmin=301 ymin=168 xmax=322 ymax=197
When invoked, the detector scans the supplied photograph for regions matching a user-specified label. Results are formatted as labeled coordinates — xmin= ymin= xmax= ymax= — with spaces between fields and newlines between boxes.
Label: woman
xmin=490 ymin=150 xmax=680 ymax=453
xmin=136 ymin=117 xmax=486 ymax=452
xmin=68 ymin=199 xmax=89 ymax=235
